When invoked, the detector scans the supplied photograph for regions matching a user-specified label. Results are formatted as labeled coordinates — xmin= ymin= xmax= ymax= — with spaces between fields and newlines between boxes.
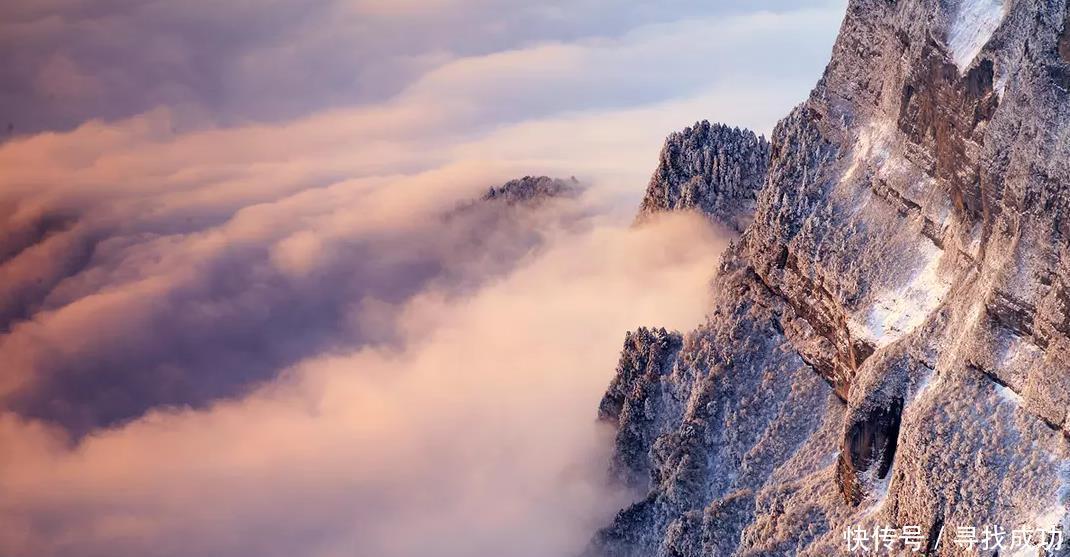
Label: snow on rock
xmin=850 ymin=242 xmax=951 ymax=348
xmin=994 ymin=382 xmax=1024 ymax=405
xmin=842 ymin=121 xmax=894 ymax=188
xmin=998 ymin=333 xmax=1044 ymax=370
xmin=995 ymin=69 xmax=1010 ymax=99
xmin=1040 ymin=461 xmax=1070 ymax=526
xmin=589 ymin=1 xmax=1070 ymax=553
xmin=636 ymin=121 xmax=770 ymax=232
xmin=947 ymin=0 xmax=1006 ymax=70
xmin=1010 ymin=461 xmax=1070 ymax=556
xmin=911 ymin=371 xmax=937 ymax=403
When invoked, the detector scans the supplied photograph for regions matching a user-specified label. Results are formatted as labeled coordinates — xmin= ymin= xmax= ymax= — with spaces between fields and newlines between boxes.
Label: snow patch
xmin=850 ymin=243 xmax=952 ymax=348
xmin=1002 ymin=463 xmax=1070 ymax=557
xmin=1042 ymin=461 xmax=1070 ymax=525
xmin=995 ymin=70 xmax=1010 ymax=99
xmin=912 ymin=370 xmax=939 ymax=403
xmin=1032 ymin=462 xmax=1070 ymax=549
xmin=840 ymin=121 xmax=895 ymax=187
xmin=994 ymin=383 xmax=1023 ymax=405
xmin=965 ymin=221 xmax=985 ymax=259
xmin=998 ymin=334 xmax=1043 ymax=370
xmin=947 ymin=0 xmax=1006 ymax=70
xmin=966 ymin=302 xmax=985 ymax=328
xmin=862 ymin=472 xmax=892 ymax=518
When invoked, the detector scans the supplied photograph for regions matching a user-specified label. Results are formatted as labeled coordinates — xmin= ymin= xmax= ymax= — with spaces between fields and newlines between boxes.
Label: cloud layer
xmin=0 ymin=0 xmax=844 ymax=135
xmin=0 ymin=1 xmax=845 ymax=555
xmin=0 ymin=206 xmax=726 ymax=557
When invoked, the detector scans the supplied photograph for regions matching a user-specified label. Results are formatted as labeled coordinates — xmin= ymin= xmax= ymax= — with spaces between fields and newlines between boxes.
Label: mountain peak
xmin=590 ymin=0 xmax=1070 ymax=554
xmin=480 ymin=175 xmax=580 ymax=205
xmin=636 ymin=121 xmax=769 ymax=232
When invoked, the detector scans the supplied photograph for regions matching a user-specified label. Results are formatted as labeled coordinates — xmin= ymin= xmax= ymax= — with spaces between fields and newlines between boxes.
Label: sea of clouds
xmin=0 ymin=1 xmax=844 ymax=555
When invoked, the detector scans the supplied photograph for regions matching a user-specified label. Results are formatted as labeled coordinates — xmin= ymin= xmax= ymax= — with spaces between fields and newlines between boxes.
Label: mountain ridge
xmin=636 ymin=121 xmax=769 ymax=233
xmin=589 ymin=0 xmax=1070 ymax=554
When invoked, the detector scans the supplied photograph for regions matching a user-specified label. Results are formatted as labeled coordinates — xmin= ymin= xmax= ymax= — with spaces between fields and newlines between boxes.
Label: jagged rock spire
xmin=637 ymin=121 xmax=770 ymax=232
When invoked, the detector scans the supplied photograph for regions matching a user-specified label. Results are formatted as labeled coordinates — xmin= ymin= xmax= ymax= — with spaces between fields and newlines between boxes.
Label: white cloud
xmin=0 ymin=1 xmax=845 ymax=555
xmin=0 ymin=0 xmax=843 ymax=134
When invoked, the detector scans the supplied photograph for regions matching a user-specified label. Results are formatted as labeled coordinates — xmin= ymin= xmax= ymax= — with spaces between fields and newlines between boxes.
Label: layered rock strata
xmin=591 ymin=1 xmax=1070 ymax=555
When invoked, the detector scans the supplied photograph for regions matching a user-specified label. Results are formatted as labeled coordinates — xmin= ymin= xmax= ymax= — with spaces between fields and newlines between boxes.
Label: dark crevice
xmin=970 ymin=362 xmax=1010 ymax=389
xmin=838 ymin=397 xmax=905 ymax=504
xmin=854 ymin=398 xmax=903 ymax=479
xmin=925 ymin=515 xmax=945 ymax=555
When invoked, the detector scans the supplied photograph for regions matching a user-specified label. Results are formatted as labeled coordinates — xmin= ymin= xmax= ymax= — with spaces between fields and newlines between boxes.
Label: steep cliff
xmin=592 ymin=0 xmax=1070 ymax=555
xmin=637 ymin=122 xmax=770 ymax=232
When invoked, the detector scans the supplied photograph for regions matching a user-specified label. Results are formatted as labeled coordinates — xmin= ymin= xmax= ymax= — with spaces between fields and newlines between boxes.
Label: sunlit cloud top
xmin=0 ymin=2 xmax=846 ymax=556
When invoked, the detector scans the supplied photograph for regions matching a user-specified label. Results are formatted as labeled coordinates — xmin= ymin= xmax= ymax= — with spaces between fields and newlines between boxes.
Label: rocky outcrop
xmin=598 ymin=327 xmax=683 ymax=489
xmin=637 ymin=121 xmax=770 ymax=232
xmin=590 ymin=0 xmax=1070 ymax=555
xmin=479 ymin=175 xmax=579 ymax=205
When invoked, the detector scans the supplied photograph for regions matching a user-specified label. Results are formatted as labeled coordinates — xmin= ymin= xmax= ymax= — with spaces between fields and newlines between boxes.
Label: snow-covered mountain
xmin=589 ymin=0 xmax=1070 ymax=555
xmin=636 ymin=122 xmax=770 ymax=233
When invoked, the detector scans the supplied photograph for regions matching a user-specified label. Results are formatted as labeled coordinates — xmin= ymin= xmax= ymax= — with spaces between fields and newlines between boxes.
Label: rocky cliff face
xmin=637 ymin=122 xmax=770 ymax=232
xmin=591 ymin=0 xmax=1070 ymax=555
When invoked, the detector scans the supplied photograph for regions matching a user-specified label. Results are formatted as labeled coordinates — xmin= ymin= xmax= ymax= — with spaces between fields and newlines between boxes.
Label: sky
xmin=0 ymin=1 xmax=846 ymax=555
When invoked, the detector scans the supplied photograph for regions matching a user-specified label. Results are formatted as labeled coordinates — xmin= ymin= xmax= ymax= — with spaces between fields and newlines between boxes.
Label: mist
xmin=0 ymin=204 xmax=727 ymax=557
xmin=0 ymin=1 xmax=845 ymax=555
xmin=0 ymin=94 xmax=735 ymax=557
